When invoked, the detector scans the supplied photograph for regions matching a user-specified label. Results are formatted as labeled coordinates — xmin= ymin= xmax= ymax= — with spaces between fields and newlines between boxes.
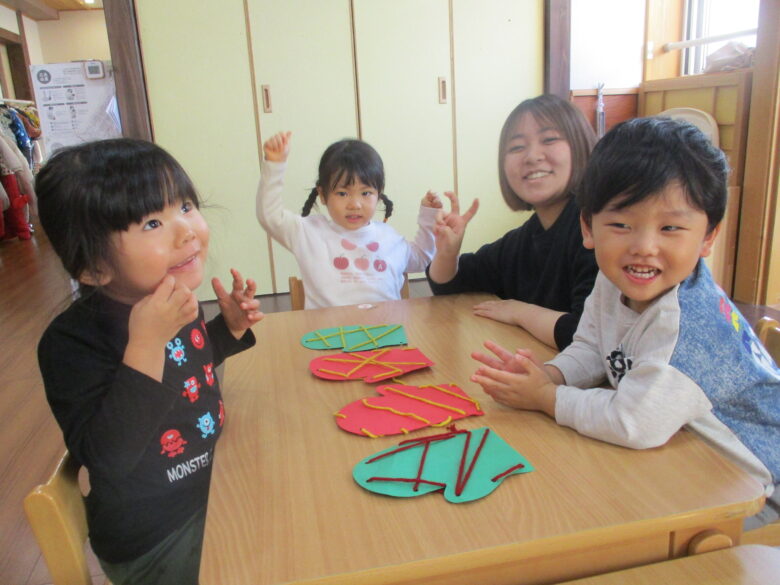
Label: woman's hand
xmin=428 ymin=191 xmax=479 ymax=284
xmin=434 ymin=191 xmax=479 ymax=253
xmin=472 ymin=299 xmax=525 ymax=326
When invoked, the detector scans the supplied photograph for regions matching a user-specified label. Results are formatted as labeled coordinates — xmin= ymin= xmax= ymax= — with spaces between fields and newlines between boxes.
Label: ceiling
xmin=0 ymin=0 xmax=103 ymax=20
xmin=42 ymin=0 xmax=102 ymax=10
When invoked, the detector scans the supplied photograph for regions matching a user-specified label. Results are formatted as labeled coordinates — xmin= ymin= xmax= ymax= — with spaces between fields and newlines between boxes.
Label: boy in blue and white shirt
xmin=470 ymin=117 xmax=780 ymax=528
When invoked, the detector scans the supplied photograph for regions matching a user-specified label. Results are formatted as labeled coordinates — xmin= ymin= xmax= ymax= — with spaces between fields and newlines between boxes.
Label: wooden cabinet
xmin=353 ymin=0 xmax=454 ymax=280
xmin=247 ymin=0 xmax=358 ymax=292
xmin=451 ymin=0 xmax=544 ymax=253
xmin=135 ymin=0 xmax=543 ymax=297
xmin=134 ymin=1 xmax=273 ymax=297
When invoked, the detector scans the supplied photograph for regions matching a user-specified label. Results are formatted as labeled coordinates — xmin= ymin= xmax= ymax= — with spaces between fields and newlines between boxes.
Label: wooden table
xmin=558 ymin=545 xmax=780 ymax=584
xmin=201 ymin=294 xmax=764 ymax=585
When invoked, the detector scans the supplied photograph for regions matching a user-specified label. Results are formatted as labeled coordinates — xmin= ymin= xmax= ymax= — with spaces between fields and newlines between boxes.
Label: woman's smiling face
xmin=503 ymin=112 xmax=572 ymax=219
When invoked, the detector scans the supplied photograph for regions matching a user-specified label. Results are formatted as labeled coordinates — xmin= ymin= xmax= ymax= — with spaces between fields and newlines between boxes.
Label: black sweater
xmin=427 ymin=198 xmax=597 ymax=349
xmin=38 ymin=293 xmax=255 ymax=563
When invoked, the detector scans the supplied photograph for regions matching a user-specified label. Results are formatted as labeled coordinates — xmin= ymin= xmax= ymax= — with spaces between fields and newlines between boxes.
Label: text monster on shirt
xmin=166 ymin=449 xmax=213 ymax=483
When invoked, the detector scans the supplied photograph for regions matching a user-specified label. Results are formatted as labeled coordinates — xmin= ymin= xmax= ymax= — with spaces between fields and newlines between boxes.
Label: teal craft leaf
xmin=301 ymin=324 xmax=407 ymax=351
xmin=353 ymin=426 xmax=533 ymax=503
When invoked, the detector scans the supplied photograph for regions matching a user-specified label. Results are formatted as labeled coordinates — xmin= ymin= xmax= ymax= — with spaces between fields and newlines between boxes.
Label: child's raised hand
xmin=434 ymin=191 xmax=479 ymax=253
xmin=421 ymin=190 xmax=444 ymax=208
xmin=212 ymin=268 xmax=264 ymax=339
xmin=263 ymin=131 xmax=292 ymax=163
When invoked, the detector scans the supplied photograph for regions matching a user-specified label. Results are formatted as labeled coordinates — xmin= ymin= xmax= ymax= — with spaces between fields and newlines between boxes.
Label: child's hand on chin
xmin=129 ymin=275 xmax=199 ymax=348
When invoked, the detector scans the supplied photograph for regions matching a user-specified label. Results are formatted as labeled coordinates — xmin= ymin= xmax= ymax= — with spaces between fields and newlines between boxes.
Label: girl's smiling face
xmin=503 ymin=112 xmax=572 ymax=227
xmin=94 ymin=200 xmax=210 ymax=305
xmin=581 ymin=182 xmax=719 ymax=313
xmin=320 ymin=176 xmax=379 ymax=231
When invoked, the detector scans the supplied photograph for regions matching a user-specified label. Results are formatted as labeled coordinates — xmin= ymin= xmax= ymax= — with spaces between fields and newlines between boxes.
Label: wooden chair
xmin=24 ymin=451 xmax=99 ymax=585
xmin=288 ymin=274 xmax=410 ymax=311
xmin=756 ymin=316 xmax=780 ymax=362
xmin=289 ymin=276 xmax=306 ymax=311
xmin=740 ymin=316 xmax=780 ymax=547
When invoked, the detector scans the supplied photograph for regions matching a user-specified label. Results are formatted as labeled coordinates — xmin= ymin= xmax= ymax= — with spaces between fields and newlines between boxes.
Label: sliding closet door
xmin=134 ymin=1 xmax=268 ymax=298
xmin=247 ymin=0 xmax=358 ymax=292
xmin=452 ymin=0 xmax=544 ymax=253
xmin=353 ymin=0 xmax=455 ymax=277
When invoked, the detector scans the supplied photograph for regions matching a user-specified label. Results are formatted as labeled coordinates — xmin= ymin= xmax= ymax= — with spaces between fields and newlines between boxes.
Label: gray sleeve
xmin=555 ymin=362 xmax=713 ymax=449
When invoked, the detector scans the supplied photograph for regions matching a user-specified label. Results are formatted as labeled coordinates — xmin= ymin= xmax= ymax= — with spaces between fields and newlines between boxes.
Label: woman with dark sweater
xmin=428 ymin=94 xmax=598 ymax=349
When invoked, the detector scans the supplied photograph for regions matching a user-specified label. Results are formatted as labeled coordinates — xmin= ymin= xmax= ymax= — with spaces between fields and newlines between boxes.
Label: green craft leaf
xmin=353 ymin=427 xmax=533 ymax=503
xmin=301 ymin=324 xmax=407 ymax=351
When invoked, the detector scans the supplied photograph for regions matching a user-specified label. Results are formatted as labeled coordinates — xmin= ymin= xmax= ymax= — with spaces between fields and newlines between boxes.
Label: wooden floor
xmin=0 ymin=230 xmax=110 ymax=585
xmin=4 ymin=228 xmax=775 ymax=585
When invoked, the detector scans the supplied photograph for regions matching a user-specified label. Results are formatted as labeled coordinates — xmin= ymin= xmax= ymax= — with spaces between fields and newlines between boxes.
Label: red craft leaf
xmin=335 ymin=383 xmax=483 ymax=437
xmin=309 ymin=347 xmax=433 ymax=383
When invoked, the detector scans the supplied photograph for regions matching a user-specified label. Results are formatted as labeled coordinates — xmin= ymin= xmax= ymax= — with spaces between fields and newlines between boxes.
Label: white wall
xmin=23 ymin=16 xmax=44 ymax=66
xmin=570 ymin=0 xmax=645 ymax=90
xmin=35 ymin=10 xmax=109 ymax=64
xmin=0 ymin=45 xmax=11 ymax=99
xmin=0 ymin=5 xmax=19 ymax=35
xmin=0 ymin=8 xmax=104 ymax=67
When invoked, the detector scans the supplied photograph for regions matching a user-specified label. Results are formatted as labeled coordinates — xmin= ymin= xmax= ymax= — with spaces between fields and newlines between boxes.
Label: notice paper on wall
xmin=30 ymin=61 xmax=122 ymax=159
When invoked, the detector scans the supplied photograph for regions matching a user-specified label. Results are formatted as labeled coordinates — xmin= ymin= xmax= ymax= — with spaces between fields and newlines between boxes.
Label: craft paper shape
xmin=335 ymin=383 xmax=484 ymax=437
xmin=353 ymin=426 xmax=533 ymax=503
xmin=301 ymin=324 xmax=407 ymax=351
xmin=310 ymin=347 xmax=433 ymax=383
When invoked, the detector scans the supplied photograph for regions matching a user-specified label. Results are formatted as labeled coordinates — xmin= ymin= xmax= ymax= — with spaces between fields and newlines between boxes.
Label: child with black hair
xmin=256 ymin=131 xmax=441 ymax=308
xmin=36 ymin=138 xmax=262 ymax=584
xmin=470 ymin=117 xmax=780 ymax=528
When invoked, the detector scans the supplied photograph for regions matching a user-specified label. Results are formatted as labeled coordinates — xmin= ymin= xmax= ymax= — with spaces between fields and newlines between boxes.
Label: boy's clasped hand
xmin=470 ymin=340 xmax=559 ymax=418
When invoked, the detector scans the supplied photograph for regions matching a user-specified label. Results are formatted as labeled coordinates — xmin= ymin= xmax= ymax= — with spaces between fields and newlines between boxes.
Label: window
xmin=683 ymin=0 xmax=760 ymax=75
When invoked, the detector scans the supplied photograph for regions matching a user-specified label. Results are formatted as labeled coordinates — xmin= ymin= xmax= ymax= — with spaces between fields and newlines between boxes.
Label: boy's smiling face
xmin=581 ymin=182 xmax=719 ymax=313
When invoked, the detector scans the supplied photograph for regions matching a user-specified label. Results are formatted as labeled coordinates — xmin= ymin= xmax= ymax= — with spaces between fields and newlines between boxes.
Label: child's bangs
xmin=101 ymin=163 xmax=199 ymax=231
xmin=327 ymin=165 xmax=381 ymax=193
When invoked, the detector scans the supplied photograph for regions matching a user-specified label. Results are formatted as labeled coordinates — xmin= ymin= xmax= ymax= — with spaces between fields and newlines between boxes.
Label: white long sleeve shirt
xmin=550 ymin=263 xmax=779 ymax=500
xmin=256 ymin=160 xmax=437 ymax=309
